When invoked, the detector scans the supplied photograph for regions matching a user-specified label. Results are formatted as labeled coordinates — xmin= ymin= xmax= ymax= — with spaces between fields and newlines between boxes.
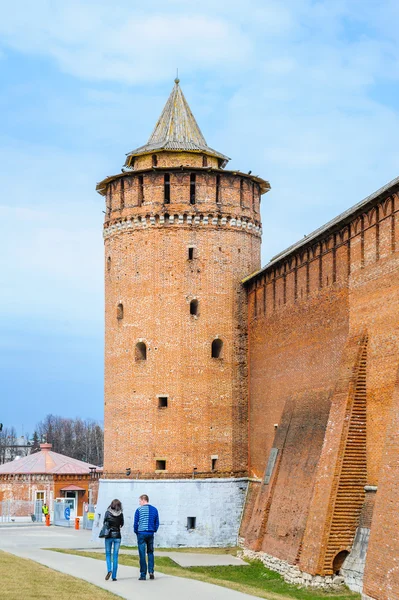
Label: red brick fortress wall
xmin=362 ymin=369 xmax=399 ymax=599
xmin=244 ymin=233 xmax=350 ymax=564
xmin=243 ymin=183 xmax=399 ymax=594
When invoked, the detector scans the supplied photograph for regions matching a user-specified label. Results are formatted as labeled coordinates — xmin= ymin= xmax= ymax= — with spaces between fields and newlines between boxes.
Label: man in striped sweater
xmin=134 ymin=494 xmax=160 ymax=580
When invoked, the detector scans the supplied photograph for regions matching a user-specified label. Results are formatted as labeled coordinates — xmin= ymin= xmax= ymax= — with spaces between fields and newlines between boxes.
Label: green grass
xmin=51 ymin=548 xmax=360 ymax=600
xmin=121 ymin=545 xmax=239 ymax=554
xmin=0 ymin=550 xmax=118 ymax=600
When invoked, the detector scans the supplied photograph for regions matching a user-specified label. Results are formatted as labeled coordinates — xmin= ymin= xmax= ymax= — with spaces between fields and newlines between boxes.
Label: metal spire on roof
xmin=125 ymin=79 xmax=230 ymax=166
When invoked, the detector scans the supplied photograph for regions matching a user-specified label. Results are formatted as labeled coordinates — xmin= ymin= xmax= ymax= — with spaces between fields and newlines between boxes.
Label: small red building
xmin=0 ymin=443 xmax=100 ymax=519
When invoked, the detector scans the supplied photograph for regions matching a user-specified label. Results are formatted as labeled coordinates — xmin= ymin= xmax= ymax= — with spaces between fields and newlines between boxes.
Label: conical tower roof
xmin=125 ymin=79 xmax=230 ymax=167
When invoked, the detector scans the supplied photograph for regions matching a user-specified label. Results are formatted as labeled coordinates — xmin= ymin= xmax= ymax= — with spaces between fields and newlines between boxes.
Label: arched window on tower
xmin=107 ymin=256 xmax=112 ymax=272
xmin=211 ymin=338 xmax=223 ymax=359
xmin=117 ymin=303 xmax=124 ymax=320
xmin=164 ymin=173 xmax=170 ymax=204
xmin=202 ymin=155 xmax=208 ymax=167
xmin=190 ymin=299 xmax=199 ymax=316
xmin=135 ymin=342 xmax=147 ymax=361
xmin=190 ymin=173 xmax=196 ymax=204
xmin=152 ymin=154 xmax=158 ymax=167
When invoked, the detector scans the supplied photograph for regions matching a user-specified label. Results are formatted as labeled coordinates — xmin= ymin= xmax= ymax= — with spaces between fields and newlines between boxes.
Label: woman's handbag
xmin=98 ymin=523 xmax=110 ymax=538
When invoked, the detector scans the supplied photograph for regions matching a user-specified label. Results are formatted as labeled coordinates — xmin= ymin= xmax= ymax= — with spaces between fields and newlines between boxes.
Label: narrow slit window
xmin=216 ymin=174 xmax=220 ymax=204
xmin=188 ymin=247 xmax=194 ymax=261
xmin=152 ymin=154 xmax=158 ymax=167
xmin=156 ymin=459 xmax=166 ymax=471
xmin=190 ymin=299 xmax=199 ymax=316
xmin=211 ymin=338 xmax=223 ymax=359
xmin=107 ymin=257 xmax=111 ymax=271
xmin=164 ymin=173 xmax=170 ymax=204
xmin=138 ymin=175 xmax=144 ymax=206
xmin=190 ymin=173 xmax=196 ymax=204
xmin=158 ymin=397 xmax=168 ymax=408
xmin=240 ymin=179 xmax=244 ymax=207
xmin=135 ymin=342 xmax=147 ymax=361
xmin=187 ymin=517 xmax=196 ymax=530
xmin=117 ymin=303 xmax=124 ymax=320
xmin=120 ymin=179 xmax=125 ymax=209
xmin=211 ymin=458 xmax=217 ymax=471
xmin=202 ymin=155 xmax=208 ymax=167
xmin=107 ymin=185 xmax=113 ymax=215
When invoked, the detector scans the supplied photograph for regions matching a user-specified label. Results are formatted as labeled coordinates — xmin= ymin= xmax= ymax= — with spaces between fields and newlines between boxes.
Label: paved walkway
xmin=89 ymin=547 xmax=247 ymax=567
xmin=0 ymin=525 xmax=254 ymax=600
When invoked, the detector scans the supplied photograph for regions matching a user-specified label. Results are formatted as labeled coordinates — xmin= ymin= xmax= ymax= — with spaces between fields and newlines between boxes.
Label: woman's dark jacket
xmin=104 ymin=509 xmax=124 ymax=539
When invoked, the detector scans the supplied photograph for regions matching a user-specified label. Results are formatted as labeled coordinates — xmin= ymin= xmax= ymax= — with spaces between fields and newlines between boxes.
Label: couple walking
xmin=102 ymin=494 xmax=159 ymax=582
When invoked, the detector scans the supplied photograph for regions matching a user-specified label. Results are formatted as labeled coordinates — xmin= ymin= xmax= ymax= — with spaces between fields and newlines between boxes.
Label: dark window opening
xmin=164 ymin=173 xmax=170 ymax=204
xmin=190 ymin=173 xmax=196 ymax=204
xmin=120 ymin=179 xmax=125 ymax=209
xmin=152 ymin=154 xmax=158 ymax=167
xmin=211 ymin=338 xmax=223 ymax=359
xmin=156 ymin=460 xmax=166 ymax=471
xmin=107 ymin=256 xmax=111 ymax=271
xmin=211 ymin=458 xmax=217 ymax=471
xmin=117 ymin=303 xmax=124 ymax=320
xmin=333 ymin=551 xmax=349 ymax=575
xmin=202 ymin=155 xmax=208 ymax=167
xmin=138 ymin=175 xmax=144 ymax=206
xmin=188 ymin=247 xmax=194 ymax=260
xmin=130 ymin=157 xmax=135 ymax=169
xmin=158 ymin=397 xmax=168 ymax=408
xmin=240 ymin=178 xmax=244 ymax=207
xmin=135 ymin=342 xmax=147 ymax=361
xmin=107 ymin=185 xmax=113 ymax=215
xmin=190 ymin=299 xmax=199 ymax=316
xmin=216 ymin=174 xmax=220 ymax=204
xmin=187 ymin=517 xmax=196 ymax=530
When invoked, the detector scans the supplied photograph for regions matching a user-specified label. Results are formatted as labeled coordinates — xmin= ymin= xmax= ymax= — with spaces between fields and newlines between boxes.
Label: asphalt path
xmin=0 ymin=525 xmax=255 ymax=600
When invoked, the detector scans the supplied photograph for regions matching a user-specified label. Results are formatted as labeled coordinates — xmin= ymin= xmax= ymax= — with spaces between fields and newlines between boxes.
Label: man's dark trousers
xmin=138 ymin=532 xmax=154 ymax=578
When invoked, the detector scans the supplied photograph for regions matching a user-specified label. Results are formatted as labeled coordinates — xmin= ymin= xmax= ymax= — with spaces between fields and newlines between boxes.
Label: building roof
xmin=243 ymin=173 xmax=399 ymax=284
xmin=125 ymin=78 xmax=230 ymax=167
xmin=0 ymin=443 xmax=100 ymax=475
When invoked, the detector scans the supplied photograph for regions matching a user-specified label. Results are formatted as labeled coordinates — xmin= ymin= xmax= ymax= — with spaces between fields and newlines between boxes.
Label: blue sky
xmin=1 ymin=0 xmax=398 ymax=434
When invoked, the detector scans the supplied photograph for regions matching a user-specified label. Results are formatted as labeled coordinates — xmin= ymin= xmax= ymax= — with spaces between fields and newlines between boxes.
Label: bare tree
xmin=34 ymin=415 xmax=103 ymax=465
xmin=0 ymin=427 xmax=18 ymax=465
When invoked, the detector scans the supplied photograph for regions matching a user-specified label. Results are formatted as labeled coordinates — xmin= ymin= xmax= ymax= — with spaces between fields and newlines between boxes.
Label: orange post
xmin=45 ymin=514 xmax=50 ymax=527
xmin=75 ymin=517 xmax=80 ymax=530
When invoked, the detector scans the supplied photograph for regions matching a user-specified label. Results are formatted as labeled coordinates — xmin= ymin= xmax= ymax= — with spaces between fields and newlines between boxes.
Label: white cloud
xmin=0 ymin=1 xmax=251 ymax=83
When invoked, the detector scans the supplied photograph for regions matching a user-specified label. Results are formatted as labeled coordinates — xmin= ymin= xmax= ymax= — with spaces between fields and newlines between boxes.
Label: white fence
xmin=0 ymin=500 xmax=42 ymax=523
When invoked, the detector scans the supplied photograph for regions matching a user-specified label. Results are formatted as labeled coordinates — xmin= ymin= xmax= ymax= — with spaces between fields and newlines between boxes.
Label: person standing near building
xmin=134 ymin=494 xmax=159 ymax=580
xmin=103 ymin=499 xmax=124 ymax=581
xmin=41 ymin=503 xmax=49 ymax=521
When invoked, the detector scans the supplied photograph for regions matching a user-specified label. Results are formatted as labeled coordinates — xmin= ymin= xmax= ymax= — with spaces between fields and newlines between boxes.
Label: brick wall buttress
xmin=299 ymin=334 xmax=368 ymax=575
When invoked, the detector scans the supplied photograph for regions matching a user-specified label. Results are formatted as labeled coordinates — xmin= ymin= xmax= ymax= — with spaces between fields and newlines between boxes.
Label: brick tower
xmin=97 ymin=79 xmax=270 ymax=483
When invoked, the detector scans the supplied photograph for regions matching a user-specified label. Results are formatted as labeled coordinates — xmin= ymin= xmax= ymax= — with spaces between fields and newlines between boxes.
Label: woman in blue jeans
xmin=103 ymin=499 xmax=124 ymax=581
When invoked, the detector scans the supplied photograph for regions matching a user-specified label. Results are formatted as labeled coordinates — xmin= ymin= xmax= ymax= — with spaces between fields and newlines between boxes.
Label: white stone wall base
xmin=92 ymin=478 xmax=248 ymax=547
xmin=239 ymin=544 xmax=345 ymax=589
